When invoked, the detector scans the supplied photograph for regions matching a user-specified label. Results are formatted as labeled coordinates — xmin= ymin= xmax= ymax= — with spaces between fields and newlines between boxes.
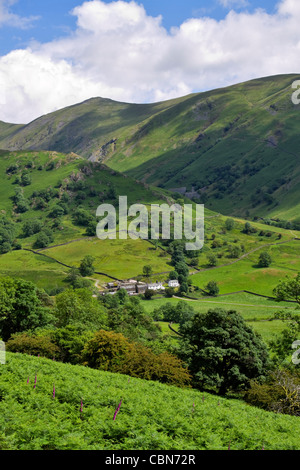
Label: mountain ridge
xmin=1 ymin=73 xmax=300 ymax=219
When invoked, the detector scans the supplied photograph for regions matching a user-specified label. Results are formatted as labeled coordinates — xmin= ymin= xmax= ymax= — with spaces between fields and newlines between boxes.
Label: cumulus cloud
xmin=1 ymin=0 xmax=300 ymax=124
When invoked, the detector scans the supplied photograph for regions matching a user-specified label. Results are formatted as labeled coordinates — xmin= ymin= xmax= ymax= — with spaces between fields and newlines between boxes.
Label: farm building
xmin=106 ymin=280 xmax=148 ymax=295
xmin=147 ymin=282 xmax=165 ymax=291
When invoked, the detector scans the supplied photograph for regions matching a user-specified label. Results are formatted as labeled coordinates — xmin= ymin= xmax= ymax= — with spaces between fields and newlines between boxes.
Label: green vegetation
xmin=0 ymin=149 xmax=173 ymax=289
xmin=1 ymin=76 xmax=300 ymax=450
xmin=2 ymin=74 xmax=300 ymax=220
xmin=1 ymin=352 xmax=300 ymax=450
xmin=179 ymin=309 xmax=270 ymax=395
xmin=0 ymin=277 xmax=53 ymax=341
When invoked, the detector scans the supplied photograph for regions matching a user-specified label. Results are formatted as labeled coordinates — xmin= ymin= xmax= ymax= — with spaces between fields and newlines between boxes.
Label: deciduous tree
xmin=179 ymin=308 xmax=270 ymax=395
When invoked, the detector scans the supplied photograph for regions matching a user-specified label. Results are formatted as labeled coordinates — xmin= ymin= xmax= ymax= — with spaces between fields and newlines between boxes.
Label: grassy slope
xmin=1 ymin=150 xmax=300 ymax=295
xmin=1 ymin=74 xmax=300 ymax=219
xmin=1 ymin=352 xmax=300 ymax=451
xmin=0 ymin=150 xmax=173 ymax=289
xmin=110 ymin=74 xmax=300 ymax=221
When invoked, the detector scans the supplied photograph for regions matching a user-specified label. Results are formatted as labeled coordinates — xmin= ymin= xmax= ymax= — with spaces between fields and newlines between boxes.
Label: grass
xmin=191 ymin=240 xmax=300 ymax=297
xmin=38 ymin=237 xmax=172 ymax=280
xmin=0 ymin=249 xmax=68 ymax=290
xmin=141 ymin=291 xmax=297 ymax=344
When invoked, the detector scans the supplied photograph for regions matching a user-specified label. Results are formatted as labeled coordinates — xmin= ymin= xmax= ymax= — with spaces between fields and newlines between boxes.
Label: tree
xmin=49 ymin=204 xmax=67 ymax=218
xmin=64 ymin=267 xmax=91 ymax=289
xmin=15 ymin=198 xmax=30 ymax=213
xmin=207 ymin=253 xmax=217 ymax=267
xmin=51 ymin=325 xmax=94 ymax=364
xmin=225 ymin=218 xmax=235 ymax=231
xmin=179 ymin=281 xmax=189 ymax=294
xmin=175 ymin=261 xmax=189 ymax=279
xmin=273 ymin=273 xmax=300 ymax=304
xmin=85 ymin=221 xmax=96 ymax=236
xmin=79 ymin=255 xmax=95 ymax=277
xmin=22 ymin=219 xmax=43 ymax=238
xmin=179 ymin=309 xmax=270 ymax=395
xmin=0 ymin=277 xmax=54 ymax=341
xmin=168 ymin=270 xmax=178 ymax=280
xmin=152 ymin=300 xmax=195 ymax=326
xmin=106 ymin=297 xmax=162 ymax=344
xmin=144 ymin=288 xmax=155 ymax=300
xmin=21 ymin=172 xmax=32 ymax=186
xmin=258 ymin=251 xmax=272 ymax=268
xmin=242 ymin=222 xmax=257 ymax=234
xmin=33 ymin=229 xmax=53 ymax=249
xmin=73 ymin=208 xmax=94 ymax=227
xmin=6 ymin=331 xmax=60 ymax=359
xmin=54 ymin=288 xmax=107 ymax=329
xmin=0 ymin=217 xmax=16 ymax=253
xmin=245 ymin=369 xmax=300 ymax=416
xmin=115 ymin=288 xmax=129 ymax=305
xmin=205 ymin=280 xmax=219 ymax=296
xmin=269 ymin=310 xmax=300 ymax=364
xmin=143 ymin=265 xmax=153 ymax=278
xmin=170 ymin=241 xmax=185 ymax=265
xmin=228 ymin=245 xmax=241 ymax=259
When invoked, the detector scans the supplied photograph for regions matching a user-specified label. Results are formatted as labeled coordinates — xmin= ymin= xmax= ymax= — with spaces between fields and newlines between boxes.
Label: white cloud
xmin=0 ymin=0 xmax=39 ymax=28
xmin=1 ymin=0 xmax=300 ymax=124
xmin=218 ymin=0 xmax=249 ymax=8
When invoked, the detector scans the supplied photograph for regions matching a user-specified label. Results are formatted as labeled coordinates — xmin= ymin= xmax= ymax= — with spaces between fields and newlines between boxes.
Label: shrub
xmin=33 ymin=229 xmax=54 ymax=249
xmin=6 ymin=332 xmax=60 ymax=359
xmin=205 ymin=280 xmax=219 ymax=296
xmin=82 ymin=329 xmax=191 ymax=387
xmin=245 ymin=369 xmax=300 ymax=416
xmin=258 ymin=251 xmax=272 ymax=268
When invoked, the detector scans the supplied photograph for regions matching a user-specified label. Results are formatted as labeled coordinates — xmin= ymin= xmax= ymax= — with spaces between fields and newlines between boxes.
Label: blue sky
xmin=0 ymin=0 xmax=278 ymax=54
xmin=0 ymin=0 xmax=299 ymax=123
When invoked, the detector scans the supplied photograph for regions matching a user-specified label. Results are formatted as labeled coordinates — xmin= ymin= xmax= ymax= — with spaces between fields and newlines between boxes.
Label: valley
xmin=0 ymin=74 xmax=300 ymax=451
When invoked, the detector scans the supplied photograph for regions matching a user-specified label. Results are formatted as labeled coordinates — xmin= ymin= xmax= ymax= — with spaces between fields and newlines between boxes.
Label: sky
xmin=0 ymin=0 xmax=299 ymax=123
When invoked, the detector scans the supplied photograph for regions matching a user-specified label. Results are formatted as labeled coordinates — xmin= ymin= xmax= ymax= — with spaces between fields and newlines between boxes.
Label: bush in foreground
xmin=81 ymin=329 xmax=191 ymax=388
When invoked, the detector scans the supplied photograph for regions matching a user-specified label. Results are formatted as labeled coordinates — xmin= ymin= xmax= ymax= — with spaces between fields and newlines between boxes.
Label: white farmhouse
xmin=168 ymin=279 xmax=180 ymax=288
xmin=147 ymin=281 xmax=165 ymax=291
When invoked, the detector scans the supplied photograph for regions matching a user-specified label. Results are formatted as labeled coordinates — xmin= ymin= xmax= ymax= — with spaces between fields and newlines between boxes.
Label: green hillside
xmin=1 ymin=148 xmax=300 ymax=297
xmin=1 ymin=352 xmax=299 ymax=450
xmin=1 ymin=74 xmax=300 ymax=219
xmin=0 ymin=150 xmax=175 ymax=290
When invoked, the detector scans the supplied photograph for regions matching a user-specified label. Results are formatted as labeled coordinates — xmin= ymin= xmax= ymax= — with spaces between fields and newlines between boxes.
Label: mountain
xmin=1 ymin=74 xmax=300 ymax=220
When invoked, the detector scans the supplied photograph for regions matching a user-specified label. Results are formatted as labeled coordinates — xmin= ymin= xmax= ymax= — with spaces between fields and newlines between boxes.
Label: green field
xmin=191 ymin=240 xmax=300 ymax=296
xmin=37 ymin=237 xmax=172 ymax=280
xmin=141 ymin=291 xmax=297 ymax=344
